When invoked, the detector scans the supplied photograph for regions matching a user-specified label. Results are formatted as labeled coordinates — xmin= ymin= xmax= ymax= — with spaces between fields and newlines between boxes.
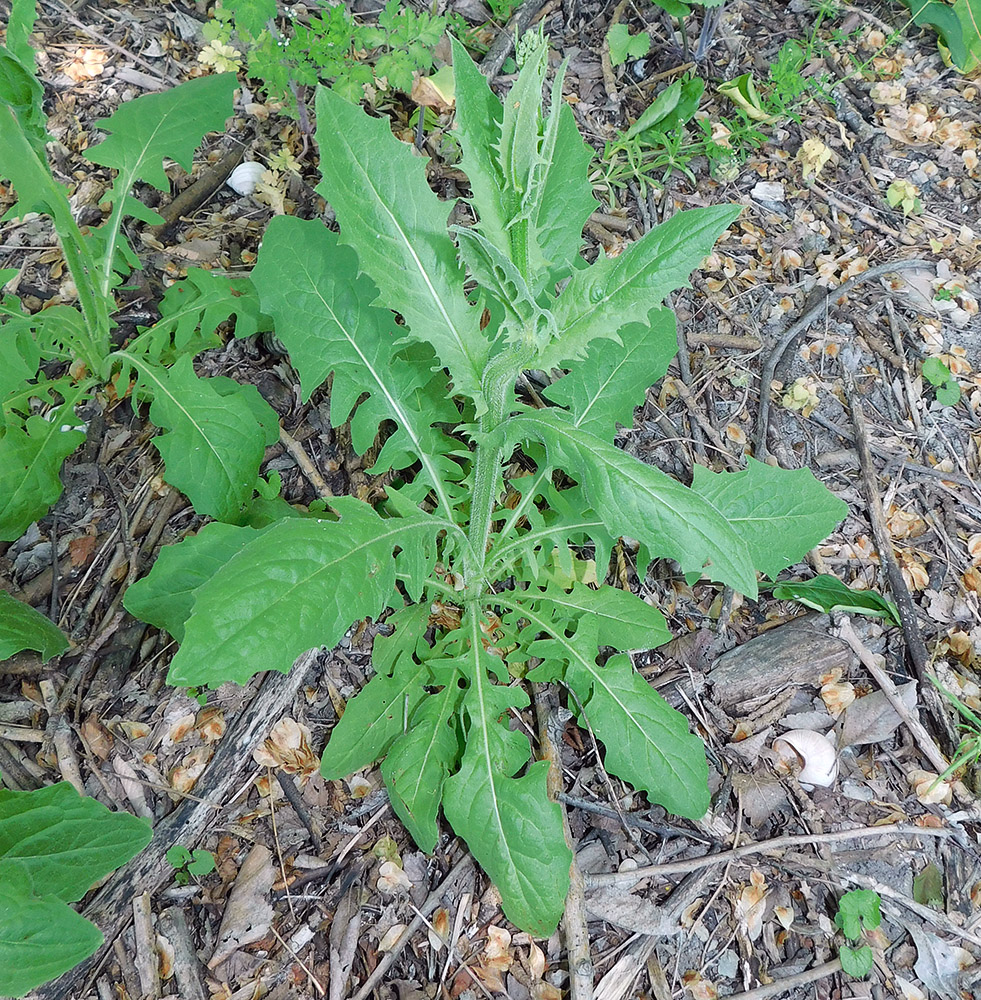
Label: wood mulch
xmin=2 ymin=1 xmax=980 ymax=998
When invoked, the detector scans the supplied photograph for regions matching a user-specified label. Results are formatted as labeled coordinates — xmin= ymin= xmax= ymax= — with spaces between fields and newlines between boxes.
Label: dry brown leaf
xmin=378 ymin=924 xmax=408 ymax=951
xmin=428 ymin=907 xmax=449 ymax=951
xmin=410 ymin=71 xmax=455 ymax=112
xmin=908 ymin=768 xmax=952 ymax=805
xmin=682 ymin=971 xmax=718 ymax=1000
xmin=156 ymin=932 xmax=175 ymax=981
xmin=116 ymin=719 xmax=151 ymax=742
xmin=165 ymin=711 xmax=197 ymax=745
xmin=196 ymin=706 xmax=226 ymax=744
xmin=82 ymin=713 xmax=113 ymax=760
xmin=68 ymin=534 xmax=97 ymax=567
xmin=820 ymin=673 xmax=856 ymax=718
xmin=733 ymin=869 xmax=768 ymax=941
xmin=376 ymin=860 xmax=411 ymax=894
xmin=838 ymin=681 xmax=918 ymax=747
xmin=208 ymin=844 xmax=275 ymax=968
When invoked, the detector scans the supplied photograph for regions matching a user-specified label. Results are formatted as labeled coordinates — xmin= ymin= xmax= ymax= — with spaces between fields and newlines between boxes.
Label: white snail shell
xmin=226 ymin=161 xmax=265 ymax=196
xmin=772 ymin=729 xmax=839 ymax=789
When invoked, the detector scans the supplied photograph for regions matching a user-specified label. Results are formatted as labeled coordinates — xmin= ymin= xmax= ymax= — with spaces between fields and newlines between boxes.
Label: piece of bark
xmin=158 ymin=907 xmax=207 ymax=1000
xmin=132 ymin=892 xmax=160 ymax=999
xmin=708 ymin=614 xmax=855 ymax=709
xmin=32 ymin=651 xmax=317 ymax=1000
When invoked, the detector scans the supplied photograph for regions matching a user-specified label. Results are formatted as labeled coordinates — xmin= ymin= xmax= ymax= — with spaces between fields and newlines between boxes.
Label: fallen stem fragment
xmin=584 ymin=822 xmax=953 ymax=887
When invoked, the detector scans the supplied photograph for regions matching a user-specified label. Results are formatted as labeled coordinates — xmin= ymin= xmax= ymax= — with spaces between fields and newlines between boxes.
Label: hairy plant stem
xmin=465 ymin=340 xmax=535 ymax=588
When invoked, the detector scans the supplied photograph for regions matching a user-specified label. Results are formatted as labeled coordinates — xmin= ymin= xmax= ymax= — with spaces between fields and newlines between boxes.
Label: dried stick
xmin=585 ymin=822 xmax=953 ymax=888
xmin=532 ymin=683 xmax=593 ymax=1000
xmin=722 ymin=960 xmax=842 ymax=1000
xmin=157 ymin=907 xmax=208 ymax=1000
xmin=837 ymin=618 xmax=949 ymax=775
xmin=841 ymin=371 xmax=930 ymax=681
xmin=280 ymin=425 xmax=334 ymax=499
xmin=348 ymin=854 xmax=474 ymax=1000
xmin=132 ymin=892 xmax=160 ymax=1000
xmin=753 ymin=258 xmax=933 ymax=459
xmin=40 ymin=678 xmax=84 ymax=794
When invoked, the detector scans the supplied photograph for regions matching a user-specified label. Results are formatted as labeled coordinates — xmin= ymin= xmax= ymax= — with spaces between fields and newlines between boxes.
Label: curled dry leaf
xmin=82 ymin=713 xmax=114 ymax=760
xmin=117 ymin=719 xmax=150 ymax=742
xmin=166 ymin=711 xmax=197 ymax=745
xmin=428 ymin=907 xmax=449 ymax=951
xmin=908 ymin=769 xmax=952 ymax=805
xmin=475 ymin=924 xmax=514 ymax=993
xmin=169 ymin=745 xmax=213 ymax=795
xmin=527 ymin=941 xmax=546 ymax=981
xmin=682 ymin=970 xmax=719 ymax=1000
xmin=796 ymin=137 xmax=833 ymax=179
xmin=196 ymin=706 xmax=226 ymax=743
xmin=733 ymin=869 xmax=768 ymax=941
xmin=348 ymin=774 xmax=373 ymax=797
xmin=410 ymin=66 xmax=455 ymax=113
xmin=378 ymin=923 xmax=408 ymax=951
xmin=156 ymin=932 xmax=176 ymax=981
xmin=376 ymin=860 xmax=412 ymax=894
xmin=819 ymin=668 xmax=856 ymax=718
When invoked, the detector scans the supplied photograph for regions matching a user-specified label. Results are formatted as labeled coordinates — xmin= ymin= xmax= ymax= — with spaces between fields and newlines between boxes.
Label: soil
xmin=2 ymin=1 xmax=981 ymax=999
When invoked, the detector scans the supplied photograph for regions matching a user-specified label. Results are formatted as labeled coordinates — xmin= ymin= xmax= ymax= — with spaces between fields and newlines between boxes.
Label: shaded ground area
xmin=2 ymin=1 xmax=981 ymax=998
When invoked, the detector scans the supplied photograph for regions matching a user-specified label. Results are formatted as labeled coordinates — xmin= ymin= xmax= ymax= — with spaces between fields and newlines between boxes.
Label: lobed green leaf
xmin=132 ymin=355 xmax=277 ymax=524
xmin=382 ymin=684 xmax=462 ymax=852
xmin=522 ymin=614 xmax=708 ymax=818
xmin=252 ymin=216 xmax=463 ymax=516
xmin=509 ymin=409 xmax=758 ymax=596
xmin=164 ymin=498 xmax=448 ymax=687
xmin=313 ymin=85 xmax=489 ymax=407
xmin=442 ymin=614 xmax=570 ymax=936
xmin=123 ymin=521 xmax=277 ymax=642
xmin=688 ymin=458 xmax=847 ymax=580
xmin=543 ymin=308 xmax=677 ymax=441
xmin=540 ymin=205 xmax=741 ymax=370
xmin=0 ymin=394 xmax=87 ymax=542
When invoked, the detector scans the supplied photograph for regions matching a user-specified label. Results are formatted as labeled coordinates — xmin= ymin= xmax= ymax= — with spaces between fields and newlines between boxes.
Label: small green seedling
xmin=166 ymin=845 xmax=216 ymax=886
xmin=771 ymin=575 xmax=901 ymax=626
xmin=834 ymin=888 xmax=881 ymax=977
xmin=185 ymin=686 xmax=209 ymax=707
xmin=921 ymin=357 xmax=961 ymax=407
xmin=886 ymin=178 xmax=922 ymax=217
xmin=607 ymin=24 xmax=651 ymax=66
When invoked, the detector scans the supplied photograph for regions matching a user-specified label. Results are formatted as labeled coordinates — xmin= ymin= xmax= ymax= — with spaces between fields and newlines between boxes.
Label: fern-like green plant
xmin=0 ymin=0 xmax=277 ymax=546
xmin=124 ymin=29 xmax=847 ymax=934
